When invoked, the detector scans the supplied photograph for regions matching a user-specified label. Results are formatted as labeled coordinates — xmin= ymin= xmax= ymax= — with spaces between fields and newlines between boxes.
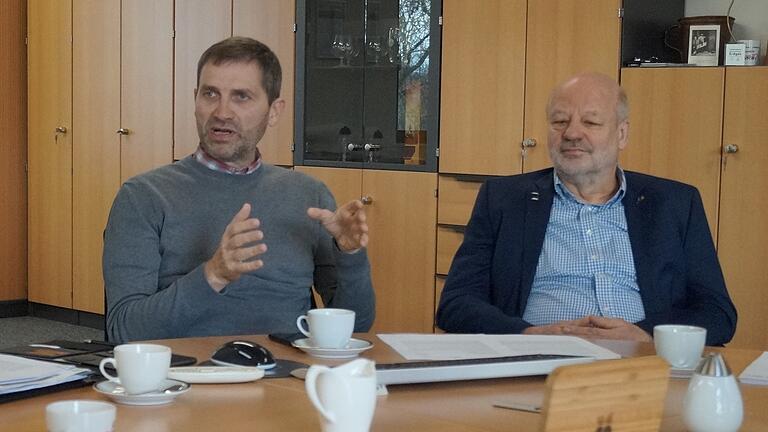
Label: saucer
xmin=93 ymin=378 xmax=190 ymax=406
xmin=292 ymin=338 xmax=373 ymax=359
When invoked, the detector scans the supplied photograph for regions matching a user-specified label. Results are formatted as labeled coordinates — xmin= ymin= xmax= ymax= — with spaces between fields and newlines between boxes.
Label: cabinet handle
xmin=54 ymin=126 xmax=67 ymax=134
xmin=361 ymin=195 xmax=373 ymax=205
xmin=521 ymin=138 xmax=537 ymax=148
xmin=364 ymin=143 xmax=381 ymax=151
xmin=724 ymin=144 xmax=739 ymax=154
xmin=116 ymin=128 xmax=131 ymax=135
xmin=347 ymin=143 xmax=364 ymax=151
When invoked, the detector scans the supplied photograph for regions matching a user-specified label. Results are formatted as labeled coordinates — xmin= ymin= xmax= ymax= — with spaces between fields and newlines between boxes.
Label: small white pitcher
xmin=305 ymin=358 xmax=377 ymax=432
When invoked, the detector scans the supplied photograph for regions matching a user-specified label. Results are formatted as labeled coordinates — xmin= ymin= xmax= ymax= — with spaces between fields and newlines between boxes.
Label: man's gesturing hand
xmin=307 ymin=199 xmax=368 ymax=252
xmin=204 ymin=203 xmax=267 ymax=292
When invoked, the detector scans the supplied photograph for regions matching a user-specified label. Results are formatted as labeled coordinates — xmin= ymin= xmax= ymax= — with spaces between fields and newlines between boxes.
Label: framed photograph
xmin=688 ymin=25 xmax=720 ymax=66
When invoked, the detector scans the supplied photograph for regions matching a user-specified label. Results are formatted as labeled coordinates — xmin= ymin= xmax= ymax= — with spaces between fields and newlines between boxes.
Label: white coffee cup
xmin=99 ymin=343 xmax=171 ymax=394
xmin=297 ymin=308 xmax=355 ymax=349
xmin=653 ymin=325 xmax=707 ymax=369
xmin=46 ymin=400 xmax=116 ymax=432
xmin=305 ymin=358 xmax=377 ymax=432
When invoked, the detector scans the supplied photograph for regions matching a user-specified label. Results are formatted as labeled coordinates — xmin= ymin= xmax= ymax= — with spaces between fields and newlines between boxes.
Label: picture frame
xmin=688 ymin=25 xmax=720 ymax=66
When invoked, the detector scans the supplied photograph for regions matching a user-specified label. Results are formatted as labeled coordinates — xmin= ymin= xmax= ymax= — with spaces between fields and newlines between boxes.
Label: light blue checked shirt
xmin=522 ymin=169 xmax=646 ymax=325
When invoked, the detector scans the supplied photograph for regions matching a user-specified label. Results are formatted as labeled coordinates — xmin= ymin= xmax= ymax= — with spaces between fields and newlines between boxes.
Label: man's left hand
xmin=562 ymin=316 xmax=651 ymax=342
xmin=523 ymin=316 xmax=651 ymax=342
xmin=307 ymin=199 xmax=368 ymax=252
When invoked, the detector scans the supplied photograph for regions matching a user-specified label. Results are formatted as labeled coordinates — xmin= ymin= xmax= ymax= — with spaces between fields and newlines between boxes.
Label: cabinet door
xmin=362 ymin=170 xmax=437 ymax=332
xmin=523 ymin=0 xmax=621 ymax=173
xmin=294 ymin=166 xmax=363 ymax=205
xmin=620 ymin=68 xmax=724 ymax=238
xmin=298 ymin=0 xmax=439 ymax=170
xmin=439 ymin=0 xmax=526 ymax=175
xmin=72 ymin=0 xmax=121 ymax=313
xmin=121 ymin=0 xmax=173 ymax=180
xmin=234 ymin=0 xmax=295 ymax=166
xmin=294 ymin=167 xmax=437 ymax=332
xmin=28 ymin=0 xmax=73 ymax=308
xmin=173 ymin=0 xmax=232 ymax=160
xmin=718 ymin=67 xmax=768 ymax=350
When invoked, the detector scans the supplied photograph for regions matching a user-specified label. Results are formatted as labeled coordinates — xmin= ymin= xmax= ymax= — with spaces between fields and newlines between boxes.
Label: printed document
xmin=0 ymin=354 xmax=91 ymax=395
xmin=378 ymin=334 xmax=621 ymax=361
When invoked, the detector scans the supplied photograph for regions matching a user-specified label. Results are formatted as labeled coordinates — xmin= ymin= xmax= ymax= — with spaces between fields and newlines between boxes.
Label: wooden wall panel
xmin=0 ymin=0 xmax=27 ymax=302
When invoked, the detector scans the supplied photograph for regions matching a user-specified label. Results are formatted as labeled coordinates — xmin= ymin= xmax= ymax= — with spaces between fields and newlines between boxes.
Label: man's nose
xmin=562 ymin=120 xmax=584 ymax=140
xmin=212 ymin=98 xmax=234 ymax=119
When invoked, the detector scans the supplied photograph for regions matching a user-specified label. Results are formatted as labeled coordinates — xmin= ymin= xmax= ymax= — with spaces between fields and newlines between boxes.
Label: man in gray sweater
xmin=103 ymin=37 xmax=375 ymax=343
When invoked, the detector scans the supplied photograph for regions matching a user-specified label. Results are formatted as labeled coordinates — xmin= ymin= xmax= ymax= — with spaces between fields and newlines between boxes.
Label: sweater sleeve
xmin=103 ymin=184 xmax=223 ymax=343
xmin=311 ymin=187 xmax=376 ymax=332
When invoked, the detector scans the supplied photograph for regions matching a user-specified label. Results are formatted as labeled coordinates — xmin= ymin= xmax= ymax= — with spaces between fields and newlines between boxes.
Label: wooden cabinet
xmin=29 ymin=0 xmax=173 ymax=313
xmin=295 ymin=166 xmax=438 ymax=333
xmin=718 ymin=67 xmax=768 ymax=350
xmin=29 ymin=0 xmax=295 ymax=315
xmin=173 ymin=0 xmax=295 ymax=166
xmin=72 ymin=0 xmax=173 ymax=312
xmin=28 ymin=0 xmax=73 ymax=308
xmin=439 ymin=0 xmax=621 ymax=176
xmin=620 ymin=68 xmax=724 ymax=237
xmin=621 ymin=66 xmax=768 ymax=350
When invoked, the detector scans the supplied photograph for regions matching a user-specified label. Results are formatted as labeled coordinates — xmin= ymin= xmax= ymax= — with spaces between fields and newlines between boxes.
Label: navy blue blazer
xmin=435 ymin=168 xmax=737 ymax=346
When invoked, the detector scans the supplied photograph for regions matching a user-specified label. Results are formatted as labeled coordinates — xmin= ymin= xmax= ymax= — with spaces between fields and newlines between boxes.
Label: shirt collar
xmin=553 ymin=167 xmax=627 ymax=207
xmin=193 ymin=146 xmax=261 ymax=175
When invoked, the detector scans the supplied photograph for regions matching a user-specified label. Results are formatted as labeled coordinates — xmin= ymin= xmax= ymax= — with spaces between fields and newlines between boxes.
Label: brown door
xmin=439 ymin=0 xmax=526 ymax=175
xmin=28 ymin=0 xmax=73 ymax=308
xmin=72 ymin=0 xmax=121 ymax=312
xmin=523 ymin=0 xmax=621 ymax=173
xmin=620 ymin=67 xmax=724 ymax=238
xmin=718 ymin=67 xmax=768 ymax=350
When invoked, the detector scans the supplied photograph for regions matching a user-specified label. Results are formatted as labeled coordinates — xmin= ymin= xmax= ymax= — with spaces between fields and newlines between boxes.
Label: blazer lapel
xmin=623 ymin=173 xmax=658 ymax=314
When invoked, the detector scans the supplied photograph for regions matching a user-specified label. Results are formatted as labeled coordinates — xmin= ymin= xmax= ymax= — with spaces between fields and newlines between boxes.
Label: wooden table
xmin=2 ymin=335 xmax=766 ymax=431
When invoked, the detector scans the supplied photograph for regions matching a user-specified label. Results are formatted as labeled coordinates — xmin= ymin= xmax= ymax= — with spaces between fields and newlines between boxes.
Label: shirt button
xmin=586 ymin=229 xmax=593 ymax=235
xmin=591 ymin=254 xmax=598 ymax=261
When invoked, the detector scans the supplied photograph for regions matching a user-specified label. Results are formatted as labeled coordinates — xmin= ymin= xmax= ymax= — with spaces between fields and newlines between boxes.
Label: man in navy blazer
xmin=436 ymin=73 xmax=736 ymax=346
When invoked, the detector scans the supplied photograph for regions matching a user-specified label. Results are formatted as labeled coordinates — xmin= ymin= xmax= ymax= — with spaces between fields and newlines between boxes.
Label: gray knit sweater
xmin=103 ymin=157 xmax=375 ymax=343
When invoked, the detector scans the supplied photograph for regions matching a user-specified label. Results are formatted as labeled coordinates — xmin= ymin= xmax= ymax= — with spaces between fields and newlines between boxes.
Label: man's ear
xmin=193 ymin=88 xmax=198 ymax=100
xmin=267 ymin=98 xmax=286 ymax=127
xmin=617 ymin=120 xmax=629 ymax=150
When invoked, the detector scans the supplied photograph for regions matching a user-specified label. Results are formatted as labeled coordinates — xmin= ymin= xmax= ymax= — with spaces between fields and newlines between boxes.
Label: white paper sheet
xmin=377 ymin=334 xmax=621 ymax=361
xmin=0 ymin=354 xmax=92 ymax=395
xmin=739 ymin=352 xmax=768 ymax=385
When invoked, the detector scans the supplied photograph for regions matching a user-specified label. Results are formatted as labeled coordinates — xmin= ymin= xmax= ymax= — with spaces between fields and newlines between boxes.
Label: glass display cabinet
xmin=295 ymin=0 xmax=441 ymax=171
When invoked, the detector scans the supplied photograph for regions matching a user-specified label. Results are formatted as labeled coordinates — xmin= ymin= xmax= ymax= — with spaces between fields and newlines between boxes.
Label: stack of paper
xmin=377 ymin=333 xmax=622 ymax=361
xmin=0 ymin=354 xmax=92 ymax=395
xmin=739 ymin=352 xmax=768 ymax=385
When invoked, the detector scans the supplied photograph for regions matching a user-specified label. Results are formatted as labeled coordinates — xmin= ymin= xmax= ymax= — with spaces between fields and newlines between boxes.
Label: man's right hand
xmin=204 ymin=203 xmax=267 ymax=292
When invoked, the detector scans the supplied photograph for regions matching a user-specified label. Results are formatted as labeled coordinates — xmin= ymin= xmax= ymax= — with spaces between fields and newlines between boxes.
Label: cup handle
xmin=99 ymin=358 xmax=120 ymax=384
xmin=296 ymin=315 xmax=311 ymax=338
xmin=305 ymin=366 xmax=340 ymax=424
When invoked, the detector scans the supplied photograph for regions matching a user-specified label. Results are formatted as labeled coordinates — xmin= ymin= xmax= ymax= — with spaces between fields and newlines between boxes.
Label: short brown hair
xmin=196 ymin=36 xmax=282 ymax=104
